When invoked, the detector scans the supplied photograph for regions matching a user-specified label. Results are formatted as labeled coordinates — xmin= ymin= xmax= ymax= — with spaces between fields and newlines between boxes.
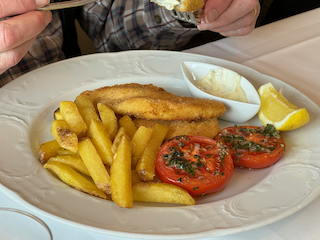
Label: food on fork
xmin=151 ymin=0 xmax=204 ymax=12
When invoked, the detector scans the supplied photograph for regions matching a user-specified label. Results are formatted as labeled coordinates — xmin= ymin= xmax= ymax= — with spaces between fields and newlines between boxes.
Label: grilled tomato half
xmin=215 ymin=124 xmax=285 ymax=169
xmin=155 ymin=135 xmax=234 ymax=197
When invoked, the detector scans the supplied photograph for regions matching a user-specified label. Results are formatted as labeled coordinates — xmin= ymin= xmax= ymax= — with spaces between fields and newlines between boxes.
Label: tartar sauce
xmin=197 ymin=68 xmax=248 ymax=103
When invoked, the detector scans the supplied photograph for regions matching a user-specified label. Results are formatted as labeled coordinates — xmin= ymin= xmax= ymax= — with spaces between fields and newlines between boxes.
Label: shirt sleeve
xmin=77 ymin=0 xmax=199 ymax=52
xmin=0 ymin=12 xmax=65 ymax=87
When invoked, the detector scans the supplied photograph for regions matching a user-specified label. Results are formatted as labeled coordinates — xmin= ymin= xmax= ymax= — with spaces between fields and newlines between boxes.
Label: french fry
xmin=60 ymin=101 xmax=87 ymax=138
xmin=56 ymin=148 xmax=79 ymax=156
xmin=44 ymin=161 xmax=107 ymax=199
xmin=89 ymin=119 xmax=113 ymax=166
xmin=131 ymin=126 xmax=153 ymax=169
xmin=54 ymin=108 xmax=63 ymax=120
xmin=111 ymin=127 xmax=128 ymax=154
xmin=38 ymin=139 xmax=61 ymax=164
xmin=51 ymin=120 xmax=78 ymax=153
xmin=48 ymin=154 xmax=90 ymax=176
xmin=132 ymin=182 xmax=195 ymax=206
xmin=78 ymin=138 xmax=111 ymax=194
xmin=97 ymin=103 xmax=118 ymax=141
xmin=74 ymin=95 xmax=100 ymax=129
xmin=118 ymin=115 xmax=137 ymax=138
xmin=131 ymin=170 xmax=142 ymax=185
xmin=110 ymin=136 xmax=133 ymax=208
xmin=135 ymin=124 xmax=168 ymax=181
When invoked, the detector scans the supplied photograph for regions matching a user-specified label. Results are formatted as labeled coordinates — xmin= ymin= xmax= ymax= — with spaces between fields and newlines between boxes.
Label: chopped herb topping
xmin=217 ymin=125 xmax=284 ymax=162
xmin=237 ymin=124 xmax=280 ymax=138
xmin=162 ymin=135 xmax=226 ymax=177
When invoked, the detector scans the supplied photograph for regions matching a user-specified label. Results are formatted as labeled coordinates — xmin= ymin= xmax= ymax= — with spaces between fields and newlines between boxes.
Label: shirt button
xmin=154 ymin=15 xmax=162 ymax=24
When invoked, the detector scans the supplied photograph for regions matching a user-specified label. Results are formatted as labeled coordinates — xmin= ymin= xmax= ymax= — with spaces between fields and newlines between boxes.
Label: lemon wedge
xmin=257 ymin=82 xmax=310 ymax=131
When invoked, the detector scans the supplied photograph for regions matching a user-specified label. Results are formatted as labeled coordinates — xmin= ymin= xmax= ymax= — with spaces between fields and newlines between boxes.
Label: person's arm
xmin=0 ymin=0 xmax=52 ymax=75
xmin=198 ymin=0 xmax=261 ymax=36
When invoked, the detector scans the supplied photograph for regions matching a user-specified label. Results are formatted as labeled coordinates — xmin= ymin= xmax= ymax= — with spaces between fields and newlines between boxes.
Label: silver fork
xmin=169 ymin=9 xmax=203 ymax=25
xmin=38 ymin=0 xmax=96 ymax=11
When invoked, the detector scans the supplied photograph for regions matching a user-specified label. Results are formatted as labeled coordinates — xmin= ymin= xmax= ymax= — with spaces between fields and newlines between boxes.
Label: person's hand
xmin=0 ymin=0 xmax=52 ymax=75
xmin=198 ymin=0 xmax=260 ymax=36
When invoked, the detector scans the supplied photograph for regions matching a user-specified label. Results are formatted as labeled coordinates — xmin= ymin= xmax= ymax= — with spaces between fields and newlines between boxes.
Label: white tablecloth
xmin=2 ymin=8 xmax=320 ymax=240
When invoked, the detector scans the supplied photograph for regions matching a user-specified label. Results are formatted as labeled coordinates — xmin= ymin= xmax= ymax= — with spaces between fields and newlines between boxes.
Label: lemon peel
xmin=257 ymin=83 xmax=310 ymax=131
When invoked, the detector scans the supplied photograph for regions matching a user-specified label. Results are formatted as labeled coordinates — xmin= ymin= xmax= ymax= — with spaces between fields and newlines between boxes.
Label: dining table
xmin=1 ymin=7 xmax=320 ymax=240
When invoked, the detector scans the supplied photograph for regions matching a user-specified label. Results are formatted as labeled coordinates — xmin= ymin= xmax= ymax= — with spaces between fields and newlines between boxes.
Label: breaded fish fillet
xmin=81 ymin=83 xmax=226 ymax=121
xmin=133 ymin=118 xmax=220 ymax=140
xmin=82 ymin=83 xmax=168 ymax=101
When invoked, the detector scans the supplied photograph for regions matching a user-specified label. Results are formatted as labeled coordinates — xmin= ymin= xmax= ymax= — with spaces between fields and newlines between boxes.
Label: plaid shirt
xmin=0 ymin=0 xmax=198 ymax=87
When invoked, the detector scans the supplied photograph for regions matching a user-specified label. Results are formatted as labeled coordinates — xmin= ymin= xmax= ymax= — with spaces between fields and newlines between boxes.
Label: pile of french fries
xmin=39 ymin=94 xmax=195 ymax=208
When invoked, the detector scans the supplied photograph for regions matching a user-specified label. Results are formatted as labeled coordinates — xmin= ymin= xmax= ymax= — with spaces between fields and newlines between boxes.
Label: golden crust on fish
xmin=81 ymin=83 xmax=226 ymax=121
xmin=133 ymin=118 xmax=220 ymax=140
xmin=81 ymin=83 xmax=168 ymax=102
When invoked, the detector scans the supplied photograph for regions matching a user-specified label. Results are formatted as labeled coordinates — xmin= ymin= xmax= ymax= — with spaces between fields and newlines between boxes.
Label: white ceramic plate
xmin=1 ymin=51 xmax=320 ymax=239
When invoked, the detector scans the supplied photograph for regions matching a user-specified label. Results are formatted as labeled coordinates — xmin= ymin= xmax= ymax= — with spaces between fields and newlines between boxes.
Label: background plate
xmin=0 ymin=51 xmax=320 ymax=239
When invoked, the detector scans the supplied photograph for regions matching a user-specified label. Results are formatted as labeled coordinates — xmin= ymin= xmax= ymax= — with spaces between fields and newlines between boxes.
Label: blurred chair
xmin=75 ymin=19 xmax=96 ymax=55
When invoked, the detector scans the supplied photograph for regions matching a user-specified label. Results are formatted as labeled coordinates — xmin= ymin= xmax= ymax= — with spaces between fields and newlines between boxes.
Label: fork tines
xmin=169 ymin=9 xmax=202 ymax=25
